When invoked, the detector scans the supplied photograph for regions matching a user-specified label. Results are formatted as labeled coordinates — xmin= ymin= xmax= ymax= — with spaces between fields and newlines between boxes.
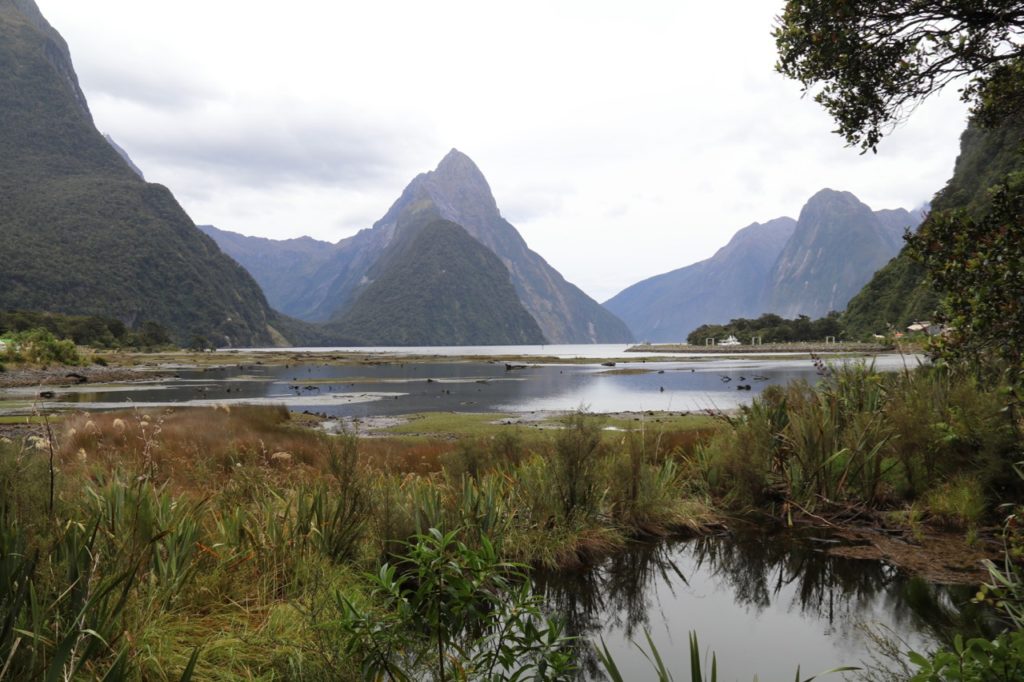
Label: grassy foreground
xmin=2 ymin=361 xmax=1022 ymax=679
xmin=1 ymin=405 xmax=716 ymax=680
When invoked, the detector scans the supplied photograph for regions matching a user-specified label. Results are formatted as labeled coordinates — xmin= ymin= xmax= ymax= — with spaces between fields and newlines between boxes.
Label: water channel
xmin=1 ymin=347 xmax=921 ymax=418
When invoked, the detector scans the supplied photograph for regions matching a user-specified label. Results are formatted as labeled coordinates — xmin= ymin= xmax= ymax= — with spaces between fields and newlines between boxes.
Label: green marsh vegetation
xmin=0 ymin=404 xmax=717 ymax=679
xmin=2 ymin=365 xmax=1020 ymax=679
xmin=699 ymin=362 xmax=1021 ymax=531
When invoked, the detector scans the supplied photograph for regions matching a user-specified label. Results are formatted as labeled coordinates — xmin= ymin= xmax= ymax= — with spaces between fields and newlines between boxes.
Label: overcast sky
xmin=38 ymin=1 xmax=970 ymax=302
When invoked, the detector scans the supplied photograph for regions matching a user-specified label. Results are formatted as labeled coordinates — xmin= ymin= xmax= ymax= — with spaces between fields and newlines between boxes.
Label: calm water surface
xmin=541 ymin=532 xmax=994 ymax=681
xmin=4 ymin=346 xmax=922 ymax=417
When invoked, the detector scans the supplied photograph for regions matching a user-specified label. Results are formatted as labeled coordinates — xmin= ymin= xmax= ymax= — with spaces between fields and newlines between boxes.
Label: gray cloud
xmin=78 ymin=62 xmax=215 ymax=110
xmin=121 ymin=113 xmax=431 ymax=191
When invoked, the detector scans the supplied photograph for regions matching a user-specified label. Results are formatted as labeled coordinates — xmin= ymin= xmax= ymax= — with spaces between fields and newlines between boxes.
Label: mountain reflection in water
xmin=535 ymin=532 xmax=995 ymax=681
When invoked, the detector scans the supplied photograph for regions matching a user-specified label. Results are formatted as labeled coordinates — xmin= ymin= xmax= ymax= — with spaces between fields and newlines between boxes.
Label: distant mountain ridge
xmin=604 ymin=217 xmax=796 ymax=342
xmin=0 ymin=0 xmax=285 ymax=347
xmin=765 ymin=189 xmax=900 ymax=319
xmin=604 ymin=190 xmax=923 ymax=341
xmin=207 ymin=150 xmax=634 ymax=344
xmin=198 ymin=225 xmax=336 ymax=317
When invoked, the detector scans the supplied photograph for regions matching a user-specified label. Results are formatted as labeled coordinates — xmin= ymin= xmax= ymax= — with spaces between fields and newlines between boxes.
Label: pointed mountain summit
xmin=0 ymin=0 xmax=284 ymax=346
xmin=209 ymin=150 xmax=633 ymax=344
xmin=765 ymin=189 xmax=895 ymax=318
xmin=343 ymin=149 xmax=632 ymax=343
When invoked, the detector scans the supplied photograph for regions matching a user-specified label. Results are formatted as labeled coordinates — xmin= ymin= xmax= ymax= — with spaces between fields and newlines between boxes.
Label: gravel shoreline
xmin=0 ymin=364 xmax=166 ymax=389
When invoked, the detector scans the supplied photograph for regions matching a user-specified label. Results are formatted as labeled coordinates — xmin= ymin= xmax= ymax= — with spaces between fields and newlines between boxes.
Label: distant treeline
xmin=687 ymin=312 xmax=843 ymax=345
xmin=0 ymin=310 xmax=174 ymax=349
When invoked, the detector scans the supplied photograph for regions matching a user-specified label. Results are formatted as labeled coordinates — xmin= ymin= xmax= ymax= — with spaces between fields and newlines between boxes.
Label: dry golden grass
xmin=55 ymin=405 xmax=475 ymax=491
xmin=59 ymin=405 xmax=328 ymax=489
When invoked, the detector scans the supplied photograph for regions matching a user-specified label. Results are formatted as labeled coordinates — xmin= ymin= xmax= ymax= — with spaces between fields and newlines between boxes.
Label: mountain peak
xmin=428 ymin=148 xmax=493 ymax=202
xmin=436 ymin=147 xmax=476 ymax=171
xmin=806 ymin=187 xmax=859 ymax=206
xmin=375 ymin=148 xmax=500 ymax=234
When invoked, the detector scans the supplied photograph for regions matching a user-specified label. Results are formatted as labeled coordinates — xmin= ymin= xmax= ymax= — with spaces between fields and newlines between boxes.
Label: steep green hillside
xmin=844 ymin=113 xmax=1024 ymax=337
xmin=326 ymin=218 xmax=546 ymax=346
xmin=0 ymin=0 xmax=282 ymax=347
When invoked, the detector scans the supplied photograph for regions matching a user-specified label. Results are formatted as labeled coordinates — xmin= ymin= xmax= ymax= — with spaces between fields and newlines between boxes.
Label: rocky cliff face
xmin=765 ymin=189 xmax=896 ymax=319
xmin=0 ymin=0 xmax=283 ymax=347
xmin=874 ymin=207 xmax=924 ymax=252
xmin=603 ymin=217 xmax=796 ymax=341
xmin=7 ymin=0 xmax=91 ymax=121
xmin=209 ymin=150 xmax=634 ymax=343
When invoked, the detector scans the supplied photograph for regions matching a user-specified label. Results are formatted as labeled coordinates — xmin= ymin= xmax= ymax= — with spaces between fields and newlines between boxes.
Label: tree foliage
xmin=0 ymin=310 xmax=176 ymax=350
xmin=1 ymin=327 xmax=80 ymax=365
xmin=687 ymin=312 xmax=843 ymax=345
xmin=774 ymin=0 xmax=1024 ymax=152
xmin=907 ymin=175 xmax=1024 ymax=375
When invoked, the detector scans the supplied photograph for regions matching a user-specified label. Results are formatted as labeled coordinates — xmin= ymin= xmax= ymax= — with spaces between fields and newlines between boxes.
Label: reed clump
xmin=698 ymin=362 xmax=1023 ymax=527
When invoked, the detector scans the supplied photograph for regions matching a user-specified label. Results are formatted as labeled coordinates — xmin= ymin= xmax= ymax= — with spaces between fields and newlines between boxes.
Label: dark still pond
xmin=8 ymin=354 xmax=920 ymax=418
xmin=537 ymin=532 xmax=993 ymax=681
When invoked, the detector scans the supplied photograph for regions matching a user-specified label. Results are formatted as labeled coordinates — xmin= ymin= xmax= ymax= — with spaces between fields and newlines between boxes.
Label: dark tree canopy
xmin=686 ymin=312 xmax=843 ymax=346
xmin=774 ymin=0 xmax=1024 ymax=151
xmin=907 ymin=174 xmax=1024 ymax=373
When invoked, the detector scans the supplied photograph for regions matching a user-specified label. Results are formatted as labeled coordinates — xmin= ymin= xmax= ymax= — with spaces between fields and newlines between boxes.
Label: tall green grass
xmin=699 ymin=363 xmax=1022 ymax=524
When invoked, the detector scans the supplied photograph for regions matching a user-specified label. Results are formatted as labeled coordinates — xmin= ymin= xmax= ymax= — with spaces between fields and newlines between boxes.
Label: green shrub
xmin=909 ymin=630 xmax=1024 ymax=681
xmin=705 ymin=364 xmax=1022 ymax=519
xmin=2 ymin=327 xmax=80 ymax=365
xmin=325 ymin=528 xmax=575 ymax=680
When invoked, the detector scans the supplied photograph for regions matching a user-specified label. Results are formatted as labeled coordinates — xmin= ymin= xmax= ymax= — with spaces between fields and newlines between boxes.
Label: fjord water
xmin=38 ymin=346 xmax=920 ymax=417
xmin=540 ymin=532 xmax=990 ymax=681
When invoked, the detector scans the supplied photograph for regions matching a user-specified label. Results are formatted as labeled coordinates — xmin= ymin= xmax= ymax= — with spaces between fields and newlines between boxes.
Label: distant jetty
xmin=626 ymin=342 xmax=893 ymax=354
